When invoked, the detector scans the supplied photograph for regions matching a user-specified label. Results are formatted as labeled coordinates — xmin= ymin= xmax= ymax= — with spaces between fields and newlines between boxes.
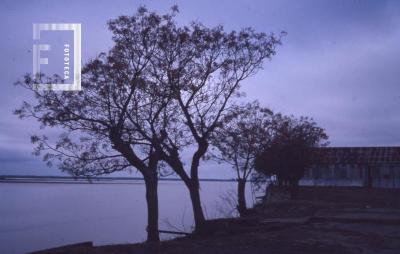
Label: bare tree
xmin=210 ymin=101 xmax=273 ymax=216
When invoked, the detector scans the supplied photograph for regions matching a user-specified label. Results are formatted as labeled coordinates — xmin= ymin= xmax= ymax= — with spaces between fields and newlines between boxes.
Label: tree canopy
xmin=254 ymin=114 xmax=328 ymax=188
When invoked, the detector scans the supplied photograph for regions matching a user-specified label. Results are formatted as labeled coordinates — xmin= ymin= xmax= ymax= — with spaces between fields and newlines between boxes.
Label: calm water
xmin=0 ymin=180 xmax=253 ymax=254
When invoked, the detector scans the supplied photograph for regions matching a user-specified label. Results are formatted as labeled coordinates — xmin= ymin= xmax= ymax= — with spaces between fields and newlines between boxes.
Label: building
xmin=300 ymin=147 xmax=400 ymax=188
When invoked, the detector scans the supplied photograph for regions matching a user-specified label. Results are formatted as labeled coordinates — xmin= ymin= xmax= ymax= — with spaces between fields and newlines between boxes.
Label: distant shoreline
xmin=0 ymin=175 xmax=236 ymax=184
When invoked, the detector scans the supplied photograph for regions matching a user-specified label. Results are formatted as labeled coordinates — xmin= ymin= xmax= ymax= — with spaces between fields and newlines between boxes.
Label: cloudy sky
xmin=0 ymin=0 xmax=399 ymax=178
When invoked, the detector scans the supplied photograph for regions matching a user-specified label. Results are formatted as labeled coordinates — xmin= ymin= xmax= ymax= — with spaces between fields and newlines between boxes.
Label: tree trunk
xmin=144 ymin=175 xmax=160 ymax=242
xmin=110 ymin=132 xmax=160 ymax=242
xmin=237 ymin=178 xmax=247 ymax=217
xmin=188 ymin=143 xmax=207 ymax=233
xmin=188 ymin=181 xmax=206 ymax=232
xmin=162 ymin=155 xmax=206 ymax=233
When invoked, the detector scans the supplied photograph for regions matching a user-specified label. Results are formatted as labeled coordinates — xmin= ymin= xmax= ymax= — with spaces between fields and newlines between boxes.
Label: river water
xmin=0 ymin=180 xmax=254 ymax=254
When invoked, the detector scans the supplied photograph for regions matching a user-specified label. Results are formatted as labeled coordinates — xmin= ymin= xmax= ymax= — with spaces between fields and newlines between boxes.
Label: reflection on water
xmin=0 ymin=180 xmax=253 ymax=254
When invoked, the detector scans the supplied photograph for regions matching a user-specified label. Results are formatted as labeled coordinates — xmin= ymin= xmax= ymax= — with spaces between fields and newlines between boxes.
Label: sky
xmin=0 ymin=0 xmax=399 ymax=178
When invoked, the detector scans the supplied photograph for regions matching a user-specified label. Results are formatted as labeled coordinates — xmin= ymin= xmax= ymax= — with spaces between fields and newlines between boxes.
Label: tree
xmin=254 ymin=114 xmax=328 ymax=195
xmin=16 ymin=6 xmax=283 ymax=235
xmin=145 ymin=13 xmax=284 ymax=231
xmin=14 ymin=7 xmax=178 ymax=242
xmin=210 ymin=101 xmax=273 ymax=216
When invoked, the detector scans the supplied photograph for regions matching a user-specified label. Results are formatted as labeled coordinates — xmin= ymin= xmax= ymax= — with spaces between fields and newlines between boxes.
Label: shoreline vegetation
xmin=31 ymin=186 xmax=400 ymax=254
xmin=0 ymin=175 xmax=236 ymax=184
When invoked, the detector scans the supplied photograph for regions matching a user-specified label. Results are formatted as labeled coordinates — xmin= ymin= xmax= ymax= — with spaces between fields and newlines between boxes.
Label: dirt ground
xmin=31 ymin=187 xmax=400 ymax=254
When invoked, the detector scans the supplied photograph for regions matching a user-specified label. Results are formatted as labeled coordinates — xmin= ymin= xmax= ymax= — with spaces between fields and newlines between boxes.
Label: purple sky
xmin=1 ymin=0 xmax=400 ymax=178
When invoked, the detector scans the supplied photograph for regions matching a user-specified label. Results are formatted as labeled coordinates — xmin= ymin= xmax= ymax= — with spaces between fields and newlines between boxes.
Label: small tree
xmin=211 ymin=101 xmax=273 ymax=216
xmin=254 ymin=114 xmax=328 ymax=196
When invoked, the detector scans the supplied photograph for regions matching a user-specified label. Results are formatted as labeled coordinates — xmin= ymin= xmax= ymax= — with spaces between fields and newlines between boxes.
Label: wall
xmin=301 ymin=163 xmax=400 ymax=188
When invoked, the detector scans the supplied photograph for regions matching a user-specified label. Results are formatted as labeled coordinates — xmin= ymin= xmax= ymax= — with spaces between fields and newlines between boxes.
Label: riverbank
xmin=31 ymin=186 xmax=400 ymax=254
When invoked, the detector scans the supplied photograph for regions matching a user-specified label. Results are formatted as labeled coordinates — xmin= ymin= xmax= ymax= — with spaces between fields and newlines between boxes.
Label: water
xmin=0 ymin=180 xmax=253 ymax=254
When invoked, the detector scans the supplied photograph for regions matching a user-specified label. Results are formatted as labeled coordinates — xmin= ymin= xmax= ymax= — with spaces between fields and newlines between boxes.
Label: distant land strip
xmin=0 ymin=175 xmax=236 ymax=184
